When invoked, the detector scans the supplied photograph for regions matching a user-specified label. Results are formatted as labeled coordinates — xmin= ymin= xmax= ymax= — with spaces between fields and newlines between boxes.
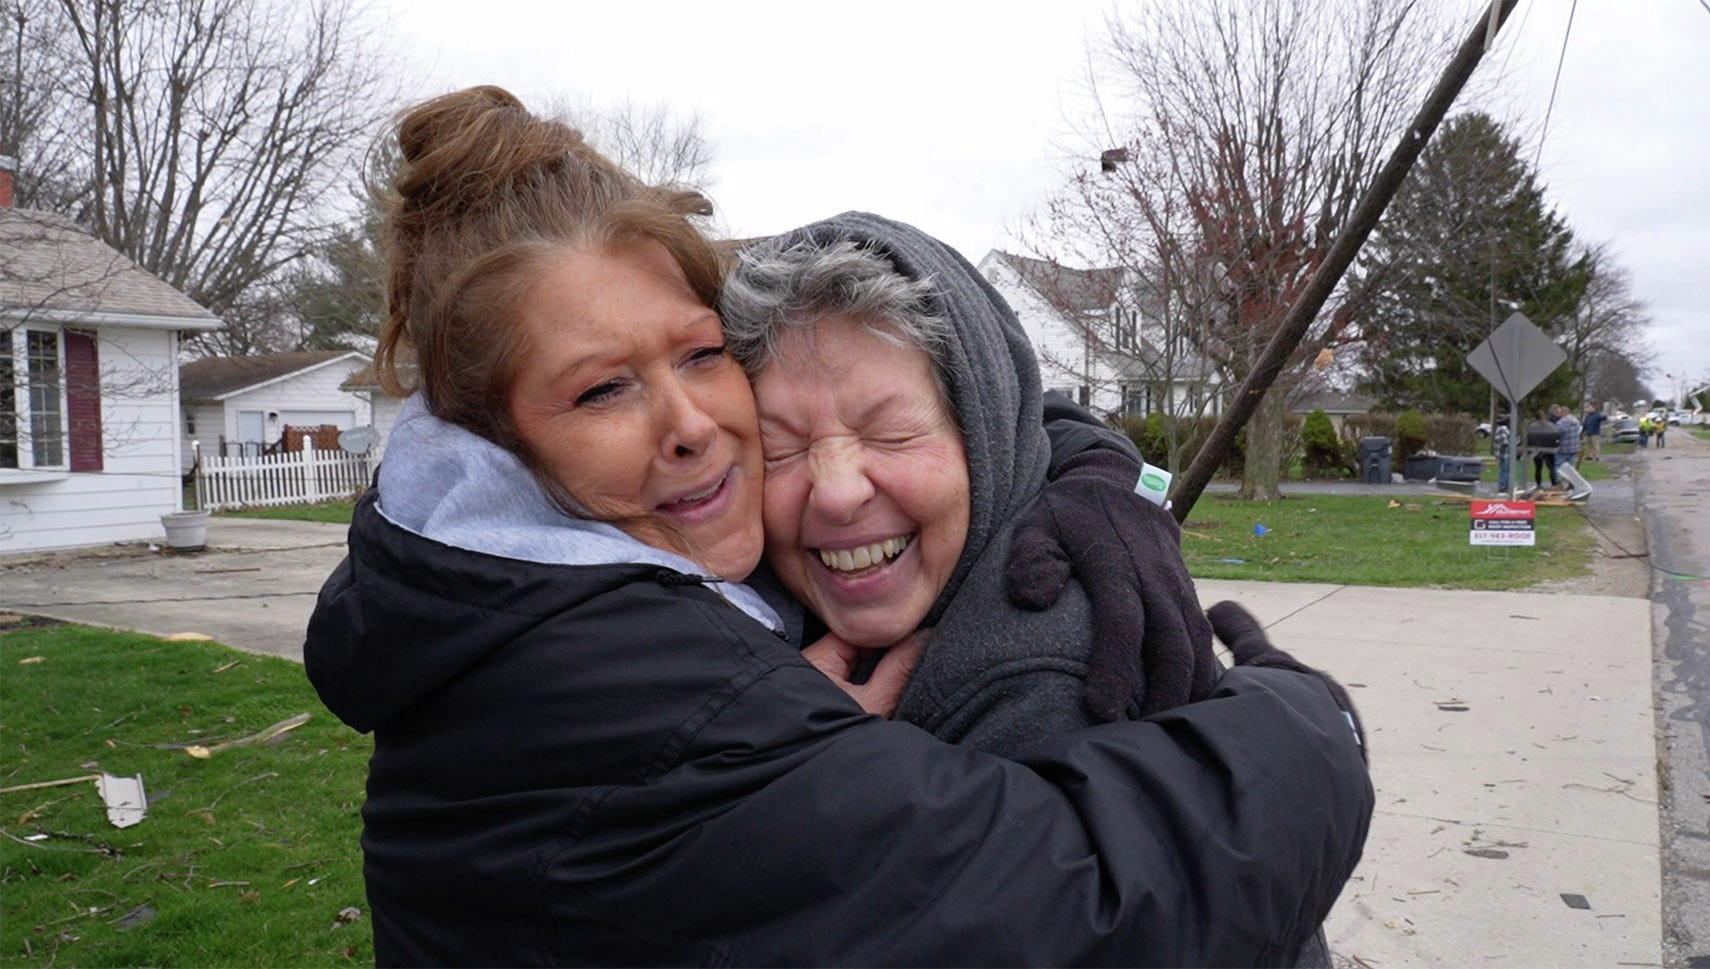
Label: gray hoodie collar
xmin=375 ymin=394 xmax=782 ymax=634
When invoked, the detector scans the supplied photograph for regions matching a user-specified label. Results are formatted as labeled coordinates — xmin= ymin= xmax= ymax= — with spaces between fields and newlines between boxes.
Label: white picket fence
xmin=193 ymin=440 xmax=371 ymax=512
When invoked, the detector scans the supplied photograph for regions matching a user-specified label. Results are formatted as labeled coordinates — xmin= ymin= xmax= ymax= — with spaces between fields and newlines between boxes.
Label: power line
xmin=1535 ymin=0 xmax=1580 ymax=169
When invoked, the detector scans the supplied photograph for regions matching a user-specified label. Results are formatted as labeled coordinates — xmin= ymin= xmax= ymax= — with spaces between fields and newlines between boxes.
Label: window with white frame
xmin=26 ymin=329 xmax=64 ymax=466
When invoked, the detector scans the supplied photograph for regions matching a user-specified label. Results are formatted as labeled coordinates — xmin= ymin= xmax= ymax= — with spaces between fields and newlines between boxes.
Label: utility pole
xmin=1171 ymin=0 xmax=1522 ymax=522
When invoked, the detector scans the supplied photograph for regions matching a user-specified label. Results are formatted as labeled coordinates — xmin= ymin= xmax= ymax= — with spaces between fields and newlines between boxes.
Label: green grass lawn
xmin=1181 ymin=493 xmax=1595 ymax=589
xmin=219 ymin=500 xmax=356 ymax=524
xmin=0 ymin=623 xmax=371 ymax=967
xmin=202 ymin=493 xmax=1594 ymax=591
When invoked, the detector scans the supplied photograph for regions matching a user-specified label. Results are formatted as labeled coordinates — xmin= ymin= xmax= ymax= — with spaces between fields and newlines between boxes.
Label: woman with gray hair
xmin=723 ymin=212 xmax=1368 ymax=961
xmin=722 ymin=212 xmax=1226 ymax=736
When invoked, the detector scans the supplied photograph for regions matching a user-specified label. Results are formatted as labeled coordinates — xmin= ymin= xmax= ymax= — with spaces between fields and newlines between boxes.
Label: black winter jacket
xmin=306 ymin=492 xmax=1372 ymax=967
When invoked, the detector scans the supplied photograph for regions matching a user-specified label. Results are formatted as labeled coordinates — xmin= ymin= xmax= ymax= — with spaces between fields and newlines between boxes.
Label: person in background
xmin=1493 ymin=414 xmax=1512 ymax=493
xmin=1551 ymin=403 xmax=1581 ymax=476
xmin=1638 ymin=414 xmax=1652 ymax=448
xmin=1528 ymin=410 xmax=1560 ymax=489
xmin=1655 ymin=412 xmax=1667 ymax=449
xmin=1580 ymin=402 xmax=1604 ymax=464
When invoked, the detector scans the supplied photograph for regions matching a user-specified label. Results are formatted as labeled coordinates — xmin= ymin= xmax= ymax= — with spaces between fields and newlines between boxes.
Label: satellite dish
xmin=339 ymin=425 xmax=379 ymax=454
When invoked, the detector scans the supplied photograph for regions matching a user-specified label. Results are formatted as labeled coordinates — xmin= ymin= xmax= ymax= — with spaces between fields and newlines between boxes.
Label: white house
xmin=1 ymin=158 xmax=224 ymax=553
xmin=978 ymin=250 xmax=1222 ymax=420
xmin=179 ymin=350 xmax=370 ymax=467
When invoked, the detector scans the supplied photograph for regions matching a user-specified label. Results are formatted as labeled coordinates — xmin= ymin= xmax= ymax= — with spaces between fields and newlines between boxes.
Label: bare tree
xmin=1034 ymin=0 xmax=1471 ymax=499
xmin=544 ymin=95 xmax=714 ymax=193
xmin=1564 ymin=242 xmax=1654 ymax=406
xmin=2 ymin=0 xmax=400 ymax=355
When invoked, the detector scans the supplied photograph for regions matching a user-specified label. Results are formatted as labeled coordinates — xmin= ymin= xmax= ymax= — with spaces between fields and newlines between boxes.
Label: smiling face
xmin=752 ymin=316 xmax=970 ymax=648
xmin=506 ymin=241 xmax=765 ymax=581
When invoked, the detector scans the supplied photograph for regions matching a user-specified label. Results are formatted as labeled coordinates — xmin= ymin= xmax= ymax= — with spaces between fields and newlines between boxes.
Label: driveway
xmin=0 ymin=517 xmax=350 ymax=661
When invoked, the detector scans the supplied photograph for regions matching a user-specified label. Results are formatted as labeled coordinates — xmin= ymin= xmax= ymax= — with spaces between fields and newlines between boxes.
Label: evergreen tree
xmin=1355 ymin=112 xmax=1590 ymax=415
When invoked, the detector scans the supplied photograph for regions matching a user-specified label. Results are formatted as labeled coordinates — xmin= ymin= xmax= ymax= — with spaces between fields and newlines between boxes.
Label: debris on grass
xmin=114 ymin=903 xmax=156 ymax=930
xmin=184 ymin=713 xmax=311 ymax=759
xmin=97 ymin=773 xmax=148 ymax=828
xmin=0 ymin=774 xmax=101 ymax=796
xmin=333 ymin=906 xmax=362 ymax=928
xmin=18 ymin=655 xmax=45 ymax=665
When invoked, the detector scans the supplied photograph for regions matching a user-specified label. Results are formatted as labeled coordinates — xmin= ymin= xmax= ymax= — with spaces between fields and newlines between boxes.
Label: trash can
xmin=1359 ymin=436 xmax=1392 ymax=484
xmin=1437 ymin=455 xmax=1484 ymax=482
xmin=1403 ymin=454 xmax=1440 ymax=482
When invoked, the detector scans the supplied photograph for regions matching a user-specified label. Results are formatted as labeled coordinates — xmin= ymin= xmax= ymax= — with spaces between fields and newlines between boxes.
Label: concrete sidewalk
xmin=0 ymin=516 xmax=349 ymax=661
xmin=0 ymin=520 xmax=1662 ymax=967
xmin=1196 ymin=579 xmax=1660 ymax=968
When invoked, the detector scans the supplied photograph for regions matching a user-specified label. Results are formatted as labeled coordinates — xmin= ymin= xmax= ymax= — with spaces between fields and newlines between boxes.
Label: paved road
xmin=1638 ymin=429 xmax=1710 ymax=968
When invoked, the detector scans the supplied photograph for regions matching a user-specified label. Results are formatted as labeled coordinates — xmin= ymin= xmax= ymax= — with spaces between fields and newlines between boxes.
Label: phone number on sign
xmin=1470 ymin=529 xmax=1536 ymax=546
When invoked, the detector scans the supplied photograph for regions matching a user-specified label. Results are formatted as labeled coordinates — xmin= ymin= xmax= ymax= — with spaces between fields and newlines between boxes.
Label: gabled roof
xmin=340 ymin=362 xmax=381 ymax=392
xmin=0 ymin=207 xmax=221 ymax=328
xmin=181 ymin=350 xmax=366 ymax=402
xmin=340 ymin=360 xmax=420 ymax=395
xmin=990 ymin=251 xmax=1127 ymax=314
xmin=1106 ymin=341 xmax=1221 ymax=382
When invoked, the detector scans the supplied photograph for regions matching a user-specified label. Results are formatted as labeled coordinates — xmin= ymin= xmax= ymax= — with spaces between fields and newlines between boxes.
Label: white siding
xmin=1 ymin=326 xmax=187 ymax=553
xmin=182 ymin=355 xmax=372 ymax=461
xmin=369 ymin=393 xmax=404 ymax=462
xmin=182 ymin=403 xmax=224 ymax=470
xmin=220 ymin=356 xmax=370 ymax=448
xmin=978 ymin=253 xmax=1126 ymax=414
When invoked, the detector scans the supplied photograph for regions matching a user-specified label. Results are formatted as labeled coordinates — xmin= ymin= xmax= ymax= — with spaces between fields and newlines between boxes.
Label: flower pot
xmin=160 ymin=510 xmax=211 ymax=551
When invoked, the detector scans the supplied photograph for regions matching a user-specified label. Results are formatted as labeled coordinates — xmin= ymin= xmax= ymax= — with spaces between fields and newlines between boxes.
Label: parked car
xmin=1610 ymin=416 xmax=1641 ymax=444
xmin=1474 ymin=421 xmax=1492 ymax=438
xmin=1669 ymin=410 xmax=1692 ymax=425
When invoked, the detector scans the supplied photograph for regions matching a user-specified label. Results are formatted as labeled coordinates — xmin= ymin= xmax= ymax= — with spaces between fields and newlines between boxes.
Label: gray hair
xmin=720 ymin=237 xmax=954 ymax=397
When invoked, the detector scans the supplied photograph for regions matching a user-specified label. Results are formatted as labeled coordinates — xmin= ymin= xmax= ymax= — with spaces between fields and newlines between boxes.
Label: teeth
xmin=676 ymin=478 xmax=722 ymax=505
xmin=818 ymin=536 xmax=911 ymax=574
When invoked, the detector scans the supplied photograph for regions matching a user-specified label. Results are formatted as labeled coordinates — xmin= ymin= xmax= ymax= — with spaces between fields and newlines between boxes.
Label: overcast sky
xmin=377 ymin=0 xmax=1710 ymax=402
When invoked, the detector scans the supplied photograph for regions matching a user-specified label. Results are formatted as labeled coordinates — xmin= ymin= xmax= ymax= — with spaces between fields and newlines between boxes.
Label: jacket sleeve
xmin=1041 ymin=388 xmax=1143 ymax=475
xmin=548 ymin=649 xmax=1372 ymax=968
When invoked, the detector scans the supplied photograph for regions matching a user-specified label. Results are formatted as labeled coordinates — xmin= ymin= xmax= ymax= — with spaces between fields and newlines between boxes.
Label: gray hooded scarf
xmin=751 ymin=212 xmax=1111 ymax=755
